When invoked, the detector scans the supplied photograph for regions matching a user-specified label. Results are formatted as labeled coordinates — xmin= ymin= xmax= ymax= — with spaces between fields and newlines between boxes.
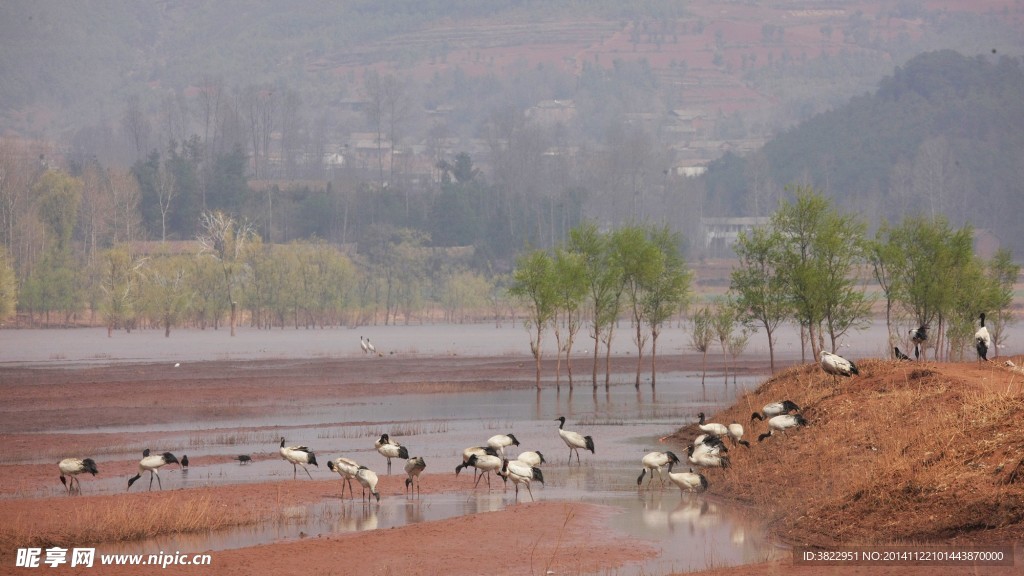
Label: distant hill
xmin=704 ymin=50 xmax=1024 ymax=254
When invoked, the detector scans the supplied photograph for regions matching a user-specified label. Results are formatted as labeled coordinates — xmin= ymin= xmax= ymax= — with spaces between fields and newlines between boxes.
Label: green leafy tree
xmin=689 ymin=306 xmax=714 ymax=387
xmin=509 ymin=249 xmax=558 ymax=389
xmin=24 ymin=170 xmax=83 ymax=324
xmin=731 ymin=226 xmax=789 ymax=373
xmin=612 ymin=225 xmax=662 ymax=388
xmin=97 ymin=245 xmax=146 ymax=335
xmin=640 ymin=226 xmax=692 ymax=387
xmin=141 ymin=254 xmax=192 ymax=337
xmin=567 ymin=222 xmax=622 ymax=388
xmin=552 ymin=247 xmax=587 ymax=388
xmin=774 ymin=186 xmax=869 ymax=358
xmin=984 ymin=248 xmax=1020 ymax=357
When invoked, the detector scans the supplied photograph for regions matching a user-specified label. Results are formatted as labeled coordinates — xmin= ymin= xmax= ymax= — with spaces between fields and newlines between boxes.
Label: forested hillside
xmin=704 ymin=50 xmax=1024 ymax=253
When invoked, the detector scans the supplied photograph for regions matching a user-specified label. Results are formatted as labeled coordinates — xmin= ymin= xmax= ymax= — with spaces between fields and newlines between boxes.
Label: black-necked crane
xmin=756 ymin=414 xmax=808 ymax=442
xmin=637 ymin=451 xmax=680 ymax=489
xmin=128 ymin=449 xmax=179 ymax=491
xmin=327 ymin=457 xmax=360 ymax=499
xmin=750 ymin=400 xmax=801 ymax=422
xmin=355 ymin=466 xmax=380 ymax=503
xmin=360 ymin=336 xmax=370 ymax=354
xmin=500 ymin=458 xmax=544 ymax=502
xmin=366 ymin=338 xmax=378 ymax=356
xmin=666 ymin=461 xmax=709 ymax=495
xmin=976 ymin=313 xmax=992 ymax=362
xmin=279 ymin=437 xmax=318 ymax=479
xmin=375 ymin=433 xmax=409 ymax=474
xmin=515 ymin=450 xmax=545 ymax=467
xmin=697 ymin=412 xmax=729 ymax=438
xmin=457 ymin=446 xmax=494 ymax=482
xmin=456 ymin=452 xmax=502 ymax=490
xmin=820 ymin=351 xmax=858 ymax=384
xmin=894 ymin=347 xmax=911 ymax=361
xmin=404 ymin=456 xmax=426 ymax=497
xmin=910 ymin=325 xmax=928 ymax=360
xmin=727 ymin=422 xmax=750 ymax=448
xmin=687 ymin=442 xmax=729 ymax=469
xmin=487 ymin=433 xmax=520 ymax=459
xmin=58 ymin=458 xmax=98 ymax=495
xmin=555 ymin=416 xmax=594 ymax=465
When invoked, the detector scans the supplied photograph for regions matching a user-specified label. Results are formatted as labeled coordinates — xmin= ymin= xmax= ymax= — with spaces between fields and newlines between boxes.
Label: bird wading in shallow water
xmin=375 ymin=433 xmax=409 ymax=475
xmin=279 ymin=438 xmax=318 ymax=479
xmin=327 ymin=457 xmax=360 ymax=499
xmin=404 ymin=456 xmax=426 ymax=497
xmin=59 ymin=458 xmax=98 ymax=495
xmin=555 ymin=416 xmax=594 ymax=465
xmin=637 ymin=451 xmax=680 ymax=490
xmin=128 ymin=449 xmax=179 ymax=491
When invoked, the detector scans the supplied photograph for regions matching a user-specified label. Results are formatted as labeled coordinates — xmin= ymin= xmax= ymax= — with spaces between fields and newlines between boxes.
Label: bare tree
xmin=156 ymin=160 xmax=176 ymax=243
xmin=122 ymin=95 xmax=151 ymax=161
xmin=198 ymin=210 xmax=255 ymax=337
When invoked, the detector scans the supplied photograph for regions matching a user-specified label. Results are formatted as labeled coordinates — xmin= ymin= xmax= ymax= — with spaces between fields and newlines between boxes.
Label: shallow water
xmin=77 ymin=370 xmax=785 ymax=574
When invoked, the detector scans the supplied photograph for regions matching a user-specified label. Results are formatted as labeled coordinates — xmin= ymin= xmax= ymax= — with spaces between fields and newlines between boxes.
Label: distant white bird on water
xmin=59 ymin=458 xmax=98 ymax=495
xmin=819 ymin=350 xmax=858 ymax=384
xmin=555 ymin=416 xmax=595 ymax=465
xmin=128 ymin=449 xmax=179 ymax=491
xmin=279 ymin=437 xmax=318 ymax=479
xmin=975 ymin=313 xmax=992 ymax=362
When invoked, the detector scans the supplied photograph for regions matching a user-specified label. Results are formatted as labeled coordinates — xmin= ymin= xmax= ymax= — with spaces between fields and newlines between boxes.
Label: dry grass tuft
xmin=665 ymin=357 xmax=1024 ymax=546
xmin=0 ymin=493 xmax=267 ymax=553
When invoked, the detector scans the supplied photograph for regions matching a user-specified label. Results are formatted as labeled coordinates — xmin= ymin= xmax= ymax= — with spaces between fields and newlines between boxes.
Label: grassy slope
xmin=668 ymin=357 xmax=1024 ymax=547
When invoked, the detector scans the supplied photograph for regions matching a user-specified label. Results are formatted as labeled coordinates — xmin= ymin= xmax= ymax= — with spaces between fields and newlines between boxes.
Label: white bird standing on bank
xmin=666 ymin=461 xmax=709 ymax=495
xmin=750 ymin=400 xmax=801 ymax=422
xmin=355 ymin=466 xmax=380 ymax=503
xmin=975 ymin=313 xmax=992 ymax=362
xmin=697 ymin=412 xmax=729 ymax=438
xmin=757 ymin=414 xmax=808 ymax=442
xmin=327 ymin=457 xmax=360 ymax=499
xmin=637 ymin=451 xmax=680 ymax=489
xmin=127 ymin=449 xmax=179 ymax=491
xmin=375 ymin=433 xmax=410 ymax=474
xmin=58 ymin=458 xmax=98 ymax=495
xmin=404 ymin=456 xmax=426 ymax=496
xmin=500 ymin=458 xmax=544 ymax=502
xmin=365 ymin=338 xmax=378 ymax=356
xmin=487 ymin=433 xmax=520 ymax=459
xmin=910 ymin=324 xmax=928 ymax=360
xmin=360 ymin=336 xmax=370 ymax=354
xmin=555 ymin=416 xmax=595 ymax=465
xmin=727 ymin=422 xmax=750 ymax=448
xmin=820 ymin=350 xmax=859 ymax=384
xmin=279 ymin=438 xmax=318 ymax=479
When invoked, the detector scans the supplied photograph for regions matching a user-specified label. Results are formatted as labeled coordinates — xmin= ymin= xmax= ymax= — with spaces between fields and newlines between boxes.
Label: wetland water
xmin=92 ymin=371 xmax=783 ymax=575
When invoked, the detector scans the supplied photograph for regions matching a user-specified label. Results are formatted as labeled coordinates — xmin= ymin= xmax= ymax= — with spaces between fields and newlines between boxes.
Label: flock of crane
xmin=56 ymin=314 xmax=996 ymax=503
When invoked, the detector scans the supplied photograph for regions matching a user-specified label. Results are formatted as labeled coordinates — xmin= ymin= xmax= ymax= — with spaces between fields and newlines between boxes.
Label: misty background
xmin=0 ymin=0 xmax=1022 ymax=324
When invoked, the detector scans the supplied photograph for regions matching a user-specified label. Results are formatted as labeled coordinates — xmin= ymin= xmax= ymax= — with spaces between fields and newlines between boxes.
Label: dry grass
xmin=0 ymin=493 xmax=266 ymax=553
xmin=667 ymin=358 xmax=1024 ymax=546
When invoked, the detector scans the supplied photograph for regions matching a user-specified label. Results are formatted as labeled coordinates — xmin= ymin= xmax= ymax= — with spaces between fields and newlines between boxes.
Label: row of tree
xmin=729 ymin=186 xmax=1018 ymax=372
xmin=510 ymin=222 xmax=693 ymax=390
xmin=509 ymin=187 xmax=1019 ymax=390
